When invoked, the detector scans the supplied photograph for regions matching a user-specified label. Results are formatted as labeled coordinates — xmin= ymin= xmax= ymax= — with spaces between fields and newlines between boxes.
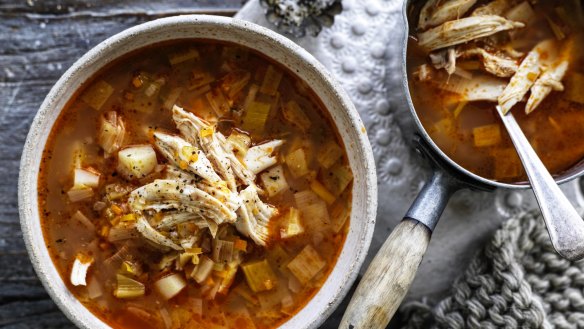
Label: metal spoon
xmin=496 ymin=105 xmax=584 ymax=261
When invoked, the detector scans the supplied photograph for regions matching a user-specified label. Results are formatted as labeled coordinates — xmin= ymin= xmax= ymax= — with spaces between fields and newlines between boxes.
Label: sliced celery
xmin=241 ymin=259 xmax=278 ymax=292
xmin=282 ymin=100 xmax=311 ymax=131
xmin=317 ymin=140 xmax=343 ymax=169
xmin=286 ymin=245 xmax=326 ymax=285
xmin=260 ymin=65 xmax=283 ymax=96
xmin=168 ymin=48 xmax=200 ymax=65
xmin=114 ymin=274 xmax=145 ymax=299
xmin=81 ymin=80 xmax=113 ymax=111
xmin=154 ymin=273 xmax=187 ymax=300
xmin=280 ymin=207 xmax=305 ymax=239
xmin=473 ymin=124 xmax=502 ymax=147
xmin=285 ymin=148 xmax=310 ymax=178
xmin=242 ymin=101 xmax=271 ymax=134
xmin=310 ymin=180 xmax=336 ymax=205
xmin=192 ymin=255 xmax=215 ymax=283
xmin=205 ymin=88 xmax=231 ymax=116
xmin=321 ymin=163 xmax=353 ymax=196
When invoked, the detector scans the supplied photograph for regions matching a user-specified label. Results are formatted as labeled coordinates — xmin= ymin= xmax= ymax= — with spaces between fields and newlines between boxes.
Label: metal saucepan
xmin=339 ymin=0 xmax=584 ymax=328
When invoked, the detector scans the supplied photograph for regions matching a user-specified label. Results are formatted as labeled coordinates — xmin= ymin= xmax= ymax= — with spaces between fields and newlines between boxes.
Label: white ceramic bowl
xmin=19 ymin=15 xmax=377 ymax=329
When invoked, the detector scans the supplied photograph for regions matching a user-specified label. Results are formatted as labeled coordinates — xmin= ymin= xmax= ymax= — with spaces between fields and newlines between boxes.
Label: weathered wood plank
xmin=0 ymin=1 xmax=243 ymax=327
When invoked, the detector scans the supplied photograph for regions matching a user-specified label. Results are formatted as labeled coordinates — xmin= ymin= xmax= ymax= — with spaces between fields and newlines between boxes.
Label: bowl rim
xmin=18 ymin=14 xmax=377 ymax=329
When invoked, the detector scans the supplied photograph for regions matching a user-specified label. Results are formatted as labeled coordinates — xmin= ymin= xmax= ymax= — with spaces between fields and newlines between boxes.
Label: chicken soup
xmin=38 ymin=40 xmax=352 ymax=329
xmin=407 ymin=0 xmax=584 ymax=182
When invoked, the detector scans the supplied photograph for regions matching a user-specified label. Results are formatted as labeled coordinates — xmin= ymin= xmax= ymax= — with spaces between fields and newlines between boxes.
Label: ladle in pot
xmin=339 ymin=1 xmax=584 ymax=328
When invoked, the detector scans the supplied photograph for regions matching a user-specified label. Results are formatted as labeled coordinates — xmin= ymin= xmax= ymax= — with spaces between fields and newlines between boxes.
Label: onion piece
xmin=154 ymin=273 xmax=187 ymax=300
xmin=70 ymin=253 xmax=94 ymax=286
xmin=67 ymin=187 xmax=94 ymax=203
xmin=71 ymin=210 xmax=95 ymax=230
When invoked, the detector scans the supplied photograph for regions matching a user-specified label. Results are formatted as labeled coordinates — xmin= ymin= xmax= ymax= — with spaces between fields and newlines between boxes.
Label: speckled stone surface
xmin=237 ymin=0 xmax=584 ymax=309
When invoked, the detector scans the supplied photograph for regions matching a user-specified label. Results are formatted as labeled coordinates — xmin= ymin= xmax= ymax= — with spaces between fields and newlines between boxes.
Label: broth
xmin=407 ymin=0 xmax=584 ymax=183
xmin=38 ymin=40 xmax=352 ymax=329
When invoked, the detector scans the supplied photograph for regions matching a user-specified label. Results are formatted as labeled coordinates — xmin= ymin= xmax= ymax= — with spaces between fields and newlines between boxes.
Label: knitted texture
xmin=400 ymin=210 xmax=584 ymax=329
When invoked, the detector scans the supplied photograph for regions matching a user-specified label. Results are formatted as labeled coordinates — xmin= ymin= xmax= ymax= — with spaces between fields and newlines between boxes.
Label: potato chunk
xmin=117 ymin=145 xmax=157 ymax=179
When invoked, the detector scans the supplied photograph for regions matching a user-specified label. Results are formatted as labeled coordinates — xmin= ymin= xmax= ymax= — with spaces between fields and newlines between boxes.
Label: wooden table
xmin=0 ymin=1 xmax=249 ymax=327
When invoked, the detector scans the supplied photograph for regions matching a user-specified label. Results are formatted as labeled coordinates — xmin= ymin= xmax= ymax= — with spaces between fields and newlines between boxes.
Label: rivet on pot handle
xmin=339 ymin=170 xmax=460 ymax=329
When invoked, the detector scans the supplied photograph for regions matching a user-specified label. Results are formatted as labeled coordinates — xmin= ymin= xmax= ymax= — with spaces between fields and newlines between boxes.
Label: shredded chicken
xmin=129 ymin=179 xmax=238 ymax=224
xmin=153 ymin=132 xmax=222 ymax=185
xmin=98 ymin=111 xmax=125 ymax=157
xmin=235 ymin=185 xmax=278 ymax=246
xmin=418 ymin=0 xmax=478 ymax=30
xmin=172 ymin=106 xmax=255 ymax=190
xmin=430 ymin=47 xmax=457 ymax=75
xmin=525 ymin=61 xmax=568 ymax=114
xmin=418 ymin=15 xmax=525 ymax=51
xmin=498 ymin=39 xmax=555 ymax=114
xmin=243 ymin=140 xmax=284 ymax=174
xmin=471 ymin=0 xmax=513 ymax=17
xmin=458 ymin=47 xmax=519 ymax=77
xmin=136 ymin=216 xmax=183 ymax=251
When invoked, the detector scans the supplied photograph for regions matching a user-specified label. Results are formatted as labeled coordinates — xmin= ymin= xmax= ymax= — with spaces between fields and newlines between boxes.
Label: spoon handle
xmin=497 ymin=107 xmax=584 ymax=261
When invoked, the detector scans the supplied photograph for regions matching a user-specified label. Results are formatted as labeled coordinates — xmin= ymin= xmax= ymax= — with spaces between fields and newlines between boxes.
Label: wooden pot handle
xmin=339 ymin=219 xmax=431 ymax=328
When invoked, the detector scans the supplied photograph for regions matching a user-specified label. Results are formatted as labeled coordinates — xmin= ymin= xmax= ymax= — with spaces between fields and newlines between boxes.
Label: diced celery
xmin=280 ymin=207 xmax=304 ymax=239
xmin=285 ymin=148 xmax=310 ymax=178
xmin=189 ymin=71 xmax=215 ymax=91
xmin=242 ymin=101 xmax=271 ymax=134
xmin=317 ymin=140 xmax=343 ymax=169
xmin=154 ymin=273 xmax=187 ymax=300
xmin=162 ymin=87 xmax=184 ymax=111
xmin=217 ymin=264 xmax=238 ymax=294
xmin=310 ymin=180 xmax=336 ymax=205
xmin=260 ymin=65 xmax=283 ymax=96
xmin=566 ymin=72 xmax=584 ymax=104
xmin=267 ymin=244 xmax=290 ymax=271
xmin=67 ymin=186 xmax=94 ymax=202
xmin=241 ymin=259 xmax=278 ymax=292
xmin=72 ymin=210 xmax=95 ymax=230
xmin=114 ymin=274 xmax=145 ymax=299
xmin=260 ymin=165 xmax=289 ymax=197
xmin=192 ymin=255 xmax=215 ymax=283
xmin=70 ymin=253 xmax=94 ymax=286
xmin=492 ymin=148 xmax=522 ymax=179
xmin=117 ymin=145 xmax=158 ymax=180
xmin=168 ymin=48 xmax=200 ymax=65
xmin=212 ymin=240 xmax=234 ymax=263
xmin=282 ymin=100 xmax=311 ymax=131
xmin=330 ymin=202 xmax=350 ymax=233
xmin=286 ymin=245 xmax=326 ymax=285
xmin=321 ymin=163 xmax=353 ymax=196
xmin=81 ymin=80 xmax=114 ymax=111
xmin=206 ymin=88 xmax=231 ymax=116
xmin=473 ymin=124 xmax=501 ymax=147
xmin=221 ymin=70 xmax=251 ymax=99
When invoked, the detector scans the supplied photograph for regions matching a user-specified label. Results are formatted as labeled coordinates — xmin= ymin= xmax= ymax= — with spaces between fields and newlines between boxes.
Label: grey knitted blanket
xmin=400 ymin=210 xmax=584 ymax=329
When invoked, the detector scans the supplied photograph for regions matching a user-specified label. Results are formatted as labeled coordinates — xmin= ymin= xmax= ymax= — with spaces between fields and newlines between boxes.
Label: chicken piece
xmin=418 ymin=0 xmax=478 ymax=30
xmin=156 ymin=211 xmax=204 ymax=230
xmin=164 ymin=166 xmax=198 ymax=184
xmin=498 ymin=40 xmax=555 ymax=114
xmin=98 ymin=111 xmax=125 ymax=157
xmin=172 ymin=106 xmax=255 ymax=190
xmin=420 ymin=65 xmax=507 ymax=102
xmin=418 ymin=15 xmax=524 ymax=51
xmin=471 ymin=0 xmax=513 ymax=17
xmin=129 ymin=179 xmax=238 ymax=224
xmin=153 ymin=131 xmax=222 ymax=185
xmin=136 ymin=216 xmax=182 ymax=251
xmin=525 ymin=61 xmax=569 ymax=114
xmin=458 ymin=47 xmax=519 ymax=77
xmin=235 ymin=185 xmax=278 ymax=246
xmin=243 ymin=140 xmax=284 ymax=174
xmin=430 ymin=47 xmax=457 ymax=75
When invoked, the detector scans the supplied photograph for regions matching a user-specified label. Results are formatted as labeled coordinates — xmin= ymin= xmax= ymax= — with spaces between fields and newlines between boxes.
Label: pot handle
xmin=339 ymin=170 xmax=458 ymax=329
